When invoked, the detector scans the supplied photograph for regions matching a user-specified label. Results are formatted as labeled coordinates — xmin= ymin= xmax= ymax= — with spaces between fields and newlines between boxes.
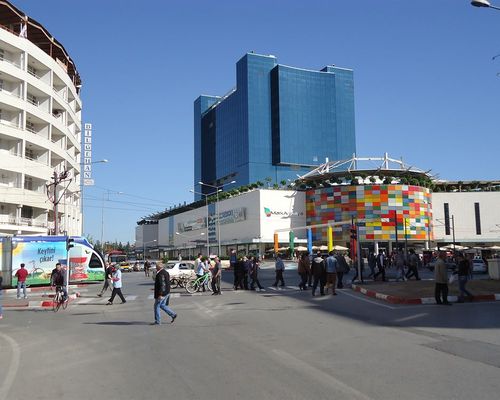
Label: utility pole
xmin=47 ymin=170 xmax=70 ymax=235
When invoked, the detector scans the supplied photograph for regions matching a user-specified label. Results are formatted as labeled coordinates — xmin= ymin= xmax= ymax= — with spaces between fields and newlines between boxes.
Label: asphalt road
xmin=1 ymin=268 xmax=500 ymax=400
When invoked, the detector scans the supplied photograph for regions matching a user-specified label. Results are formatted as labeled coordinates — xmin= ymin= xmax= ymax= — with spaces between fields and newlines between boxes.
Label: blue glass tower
xmin=194 ymin=53 xmax=356 ymax=199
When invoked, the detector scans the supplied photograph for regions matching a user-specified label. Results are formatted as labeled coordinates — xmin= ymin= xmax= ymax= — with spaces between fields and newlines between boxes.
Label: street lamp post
xmin=198 ymin=180 xmax=236 ymax=257
xmin=189 ymin=190 xmax=213 ymax=255
xmin=143 ymin=239 xmax=157 ymax=260
xmin=471 ymin=0 xmax=500 ymax=10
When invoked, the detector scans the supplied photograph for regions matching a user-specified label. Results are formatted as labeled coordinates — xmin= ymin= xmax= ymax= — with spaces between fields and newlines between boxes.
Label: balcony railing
xmin=0 ymin=215 xmax=47 ymax=228
xmin=0 ymin=87 xmax=22 ymax=98
xmin=0 ymin=119 xmax=20 ymax=129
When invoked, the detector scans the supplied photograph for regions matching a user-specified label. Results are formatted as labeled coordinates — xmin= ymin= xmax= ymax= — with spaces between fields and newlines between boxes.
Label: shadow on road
xmin=83 ymin=321 xmax=151 ymax=326
xmin=219 ymin=268 xmax=500 ymax=332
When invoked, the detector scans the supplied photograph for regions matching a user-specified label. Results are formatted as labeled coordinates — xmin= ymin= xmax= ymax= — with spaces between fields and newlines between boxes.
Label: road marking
xmin=271 ymin=349 xmax=373 ymax=400
xmin=394 ymin=313 xmax=428 ymax=322
xmin=125 ymin=295 xmax=137 ymax=301
xmin=148 ymin=294 xmax=154 ymax=300
xmin=0 ymin=332 xmax=21 ymax=400
xmin=340 ymin=289 xmax=397 ymax=309
xmin=76 ymin=298 xmax=93 ymax=304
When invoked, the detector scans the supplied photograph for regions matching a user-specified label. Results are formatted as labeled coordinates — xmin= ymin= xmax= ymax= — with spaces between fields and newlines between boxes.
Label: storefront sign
xmin=177 ymin=217 xmax=206 ymax=233
xmin=218 ymin=207 xmax=246 ymax=225
xmin=264 ymin=207 xmax=303 ymax=218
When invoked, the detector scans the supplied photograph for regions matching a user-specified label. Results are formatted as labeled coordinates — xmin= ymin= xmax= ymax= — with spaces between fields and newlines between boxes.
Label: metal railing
xmin=0 ymin=215 xmax=47 ymax=228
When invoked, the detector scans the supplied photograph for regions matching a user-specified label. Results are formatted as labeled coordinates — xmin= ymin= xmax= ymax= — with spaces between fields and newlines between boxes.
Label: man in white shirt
xmin=107 ymin=265 xmax=127 ymax=305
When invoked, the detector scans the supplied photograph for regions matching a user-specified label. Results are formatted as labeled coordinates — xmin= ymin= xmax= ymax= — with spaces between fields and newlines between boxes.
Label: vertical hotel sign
xmin=83 ymin=123 xmax=94 ymax=186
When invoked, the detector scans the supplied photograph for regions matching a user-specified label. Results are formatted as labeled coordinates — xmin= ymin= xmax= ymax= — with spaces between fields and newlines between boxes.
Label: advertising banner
xmin=177 ymin=217 xmax=207 ymax=233
xmin=11 ymin=240 xmax=103 ymax=285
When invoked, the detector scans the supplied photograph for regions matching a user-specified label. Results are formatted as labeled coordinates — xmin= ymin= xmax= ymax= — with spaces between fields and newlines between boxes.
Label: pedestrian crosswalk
xmin=68 ymin=285 xmax=313 ymax=306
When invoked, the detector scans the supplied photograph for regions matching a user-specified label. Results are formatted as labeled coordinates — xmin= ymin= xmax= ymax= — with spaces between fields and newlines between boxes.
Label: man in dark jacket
xmin=153 ymin=262 xmax=177 ymax=325
xmin=50 ymin=263 xmax=67 ymax=301
xmin=311 ymin=252 xmax=326 ymax=296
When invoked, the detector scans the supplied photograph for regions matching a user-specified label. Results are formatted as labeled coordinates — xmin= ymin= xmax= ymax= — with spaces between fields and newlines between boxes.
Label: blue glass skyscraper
xmin=194 ymin=53 xmax=356 ymax=199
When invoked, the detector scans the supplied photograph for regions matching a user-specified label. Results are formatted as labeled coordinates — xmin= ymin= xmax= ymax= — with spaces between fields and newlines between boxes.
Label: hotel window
xmin=0 ymin=49 xmax=4 ymax=61
xmin=443 ymin=203 xmax=450 ymax=235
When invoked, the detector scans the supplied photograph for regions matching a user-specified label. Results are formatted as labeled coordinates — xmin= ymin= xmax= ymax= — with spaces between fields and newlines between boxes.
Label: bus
xmin=104 ymin=250 xmax=132 ymax=271
xmin=0 ymin=236 xmax=106 ymax=287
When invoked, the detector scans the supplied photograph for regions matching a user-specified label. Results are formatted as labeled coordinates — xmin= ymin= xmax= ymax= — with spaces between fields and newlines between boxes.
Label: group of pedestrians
xmin=230 ymin=250 xmax=264 ymax=291
xmin=369 ymin=249 xmax=421 ymax=282
xmin=298 ymin=251 xmax=349 ymax=296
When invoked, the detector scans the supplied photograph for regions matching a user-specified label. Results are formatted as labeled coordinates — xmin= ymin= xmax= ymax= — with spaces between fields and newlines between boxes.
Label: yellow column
xmin=327 ymin=226 xmax=333 ymax=252
xmin=274 ymin=233 xmax=279 ymax=253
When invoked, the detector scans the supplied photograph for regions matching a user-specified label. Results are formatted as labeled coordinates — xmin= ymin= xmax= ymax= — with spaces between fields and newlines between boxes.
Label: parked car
xmin=151 ymin=262 xmax=196 ymax=281
xmin=471 ymin=257 xmax=488 ymax=273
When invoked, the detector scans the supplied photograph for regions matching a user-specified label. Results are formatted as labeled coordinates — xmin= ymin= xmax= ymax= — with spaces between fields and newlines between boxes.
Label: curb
xmin=2 ymin=293 xmax=79 ymax=309
xmin=351 ymin=284 xmax=500 ymax=305
xmin=3 ymin=284 xmax=88 ymax=295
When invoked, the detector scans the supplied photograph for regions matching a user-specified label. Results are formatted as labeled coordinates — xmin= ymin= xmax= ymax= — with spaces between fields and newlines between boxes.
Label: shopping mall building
xmin=136 ymin=155 xmax=500 ymax=259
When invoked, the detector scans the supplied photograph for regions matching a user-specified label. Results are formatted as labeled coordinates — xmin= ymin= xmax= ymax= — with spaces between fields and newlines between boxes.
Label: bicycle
xmin=170 ymin=273 xmax=192 ymax=289
xmin=52 ymin=286 xmax=68 ymax=312
xmin=185 ymin=273 xmax=212 ymax=294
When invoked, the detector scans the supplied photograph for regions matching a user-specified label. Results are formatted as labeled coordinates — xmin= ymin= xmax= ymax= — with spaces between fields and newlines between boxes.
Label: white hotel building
xmin=0 ymin=1 xmax=82 ymax=236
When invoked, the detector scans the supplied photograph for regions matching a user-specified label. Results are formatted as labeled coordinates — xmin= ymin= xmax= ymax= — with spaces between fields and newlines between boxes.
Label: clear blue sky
xmin=17 ymin=0 xmax=500 ymax=243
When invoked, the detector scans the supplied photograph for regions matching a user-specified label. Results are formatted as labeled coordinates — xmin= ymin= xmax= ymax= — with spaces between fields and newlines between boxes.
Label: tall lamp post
xmin=471 ymin=0 xmax=500 ymax=10
xmin=143 ymin=239 xmax=157 ymax=260
xmin=190 ymin=188 xmax=222 ymax=256
xmin=198 ymin=180 xmax=236 ymax=257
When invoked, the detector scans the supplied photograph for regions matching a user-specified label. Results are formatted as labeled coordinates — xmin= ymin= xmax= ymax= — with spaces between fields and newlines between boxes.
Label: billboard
xmin=11 ymin=239 xmax=104 ymax=285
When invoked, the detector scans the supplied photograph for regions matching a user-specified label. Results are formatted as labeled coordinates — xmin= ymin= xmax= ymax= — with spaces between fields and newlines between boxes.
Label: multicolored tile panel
xmin=306 ymin=185 xmax=432 ymax=243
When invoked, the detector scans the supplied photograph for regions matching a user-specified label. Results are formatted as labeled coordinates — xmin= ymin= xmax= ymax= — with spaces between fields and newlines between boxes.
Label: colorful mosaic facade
xmin=306 ymin=185 xmax=432 ymax=243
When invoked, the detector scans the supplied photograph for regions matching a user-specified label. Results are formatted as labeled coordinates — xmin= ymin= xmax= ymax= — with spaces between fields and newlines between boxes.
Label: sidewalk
xmin=351 ymin=279 xmax=500 ymax=305
xmin=1 ymin=286 xmax=82 ymax=309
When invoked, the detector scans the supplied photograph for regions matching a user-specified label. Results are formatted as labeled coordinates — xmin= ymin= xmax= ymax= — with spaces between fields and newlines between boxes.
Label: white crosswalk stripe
xmin=125 ymin=295 xmax=137 ymax=301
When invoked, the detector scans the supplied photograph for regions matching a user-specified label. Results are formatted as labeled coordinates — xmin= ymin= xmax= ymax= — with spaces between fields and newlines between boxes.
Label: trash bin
xmin=487 ymin=259 xmax=500 ymax=280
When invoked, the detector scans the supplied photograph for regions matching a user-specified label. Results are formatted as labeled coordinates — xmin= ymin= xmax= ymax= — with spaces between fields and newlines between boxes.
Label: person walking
xmin=373 ymin=251 xmax=387 ymax=282
xmin=97 ymin=262 xmax=114 ymax=297
xmin=272 ymin=253 xmax=285 ymax=288
xmin=368 ymin=251 xmax=377 ymax=279
xmin=243 ymin=256 xmax=252 ymax=290
xmin=325 ymin=251 xmax=338 ymax=295
xmin=229 ymin=249 xmax=238 ymax=289
xmin=0 ymin=271 xmax=3 ymax=320
xmin=250 ymin=256 xmax=264 ymax=291
xmin=435 ymin=251 xmax=451 ymax=305
xmin=297 ymin=253 xmax=310 ymax=291
xmin=311 ymin=252 xmax=326 ymax=296
xmin=144 ymin=257 xmax=151 ymax=277
xmin=107 ymin=265 xmax=126 ymax=305
xmin=15 ymin=263 xmax=29 ymax=299
xmin=456 ymin=253 xmax=473 ymax=302
xmin=335 ymin=253 xmax=349 ymax=289
xmin=405 ymin=249 xmax=421 ymax=280
xmin=394 ymin=250 xmax=406 ymax=282
xmin=152 ymin=262 xmax=177 ymax=325
xmin=211 ymin=256 xmax=222 ymax=295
